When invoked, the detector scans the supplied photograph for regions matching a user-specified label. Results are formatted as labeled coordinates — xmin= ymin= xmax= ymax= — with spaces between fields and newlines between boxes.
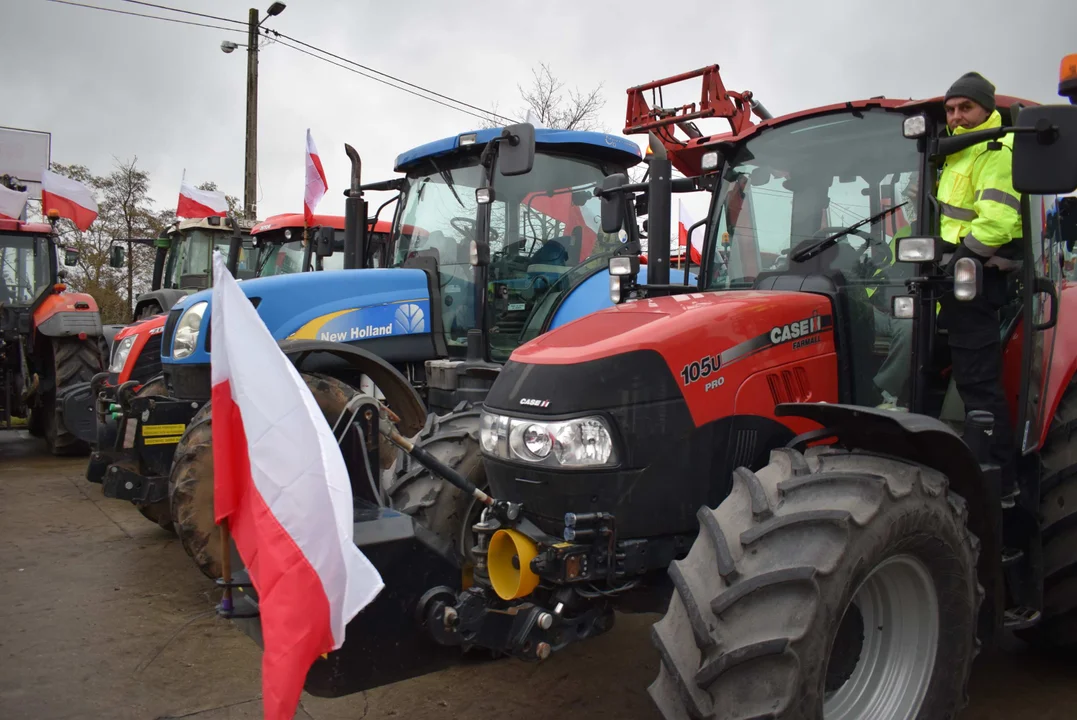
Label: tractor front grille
xmin=130 ymin=334 xmax=162 ymax=384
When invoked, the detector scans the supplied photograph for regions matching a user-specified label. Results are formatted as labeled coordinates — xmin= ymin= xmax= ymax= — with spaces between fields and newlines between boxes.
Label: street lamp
xmin=220 ymin=4 xmax=286 ymax=221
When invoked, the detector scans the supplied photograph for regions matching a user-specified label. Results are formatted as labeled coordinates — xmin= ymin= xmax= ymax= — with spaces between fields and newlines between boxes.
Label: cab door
xmin=1017 ymin=194 xmax=1063 ymax=453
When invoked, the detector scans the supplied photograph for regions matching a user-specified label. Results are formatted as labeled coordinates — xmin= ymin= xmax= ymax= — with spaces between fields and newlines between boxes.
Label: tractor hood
xmin=162 ymin=268 xmax=434 ymax=367
xmin=484 ymin=289 xmax=836 ymax=424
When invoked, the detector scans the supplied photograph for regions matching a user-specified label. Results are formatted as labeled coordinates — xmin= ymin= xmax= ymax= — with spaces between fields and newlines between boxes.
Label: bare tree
xmin=483 ymin=63 xmax=607 ymax=132
xmin=49 ymin=159 xmax=168 ymax=323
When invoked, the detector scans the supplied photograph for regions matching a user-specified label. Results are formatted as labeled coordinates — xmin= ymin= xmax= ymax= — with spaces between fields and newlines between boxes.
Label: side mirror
xmin=315 ymin=226 xmax=335 ymax=258
xmin=64 ymin=248 xmax=80 ymax=267
xmin=1013 ymin=105 xmax=1077 ymax=194
xmin=109 ymin=245 xmax=125 ymax=268
xmin=599 ymin=173 xmax=628 ymax=234
xmin=498 ymin=123 xmax=536 ymax=177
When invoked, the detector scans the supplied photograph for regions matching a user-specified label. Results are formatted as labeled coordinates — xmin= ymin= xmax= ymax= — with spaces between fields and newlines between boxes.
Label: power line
xmin=117 ymin=0 xmax=246 ymax=25
xmin=45 ymin=0 xmax=245 ymax=34
xmin=268 ymin=36 xmax=495 ymax=125
xmin=46 ymin=0 xmax=514 ymax=125
xmin=268 ymin=30 xmax=517 ymax=125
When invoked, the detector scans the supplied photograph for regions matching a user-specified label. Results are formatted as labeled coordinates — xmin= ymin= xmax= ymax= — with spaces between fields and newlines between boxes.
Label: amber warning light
xmin=1061 ymin=53 xmax=1077 ymax=101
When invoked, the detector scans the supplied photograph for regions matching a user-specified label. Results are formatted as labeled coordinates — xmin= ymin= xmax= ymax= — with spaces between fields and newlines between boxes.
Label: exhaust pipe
xmin=343 ymin=144 xmax=368 ymax=270
xmin=645 ymin=133 xmax=671 ymax=287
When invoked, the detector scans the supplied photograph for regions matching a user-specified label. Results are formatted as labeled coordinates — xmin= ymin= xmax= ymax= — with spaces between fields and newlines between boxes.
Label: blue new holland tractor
xmin=116 ymin=123 xmax=687 ymax=581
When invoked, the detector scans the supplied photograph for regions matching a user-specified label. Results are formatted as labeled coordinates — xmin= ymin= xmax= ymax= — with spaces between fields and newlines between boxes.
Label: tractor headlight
xmin=172 ymin=301 xmax=207 ymax=359
xmin=109 ymin=336 xmax=136 ymax=373
xmin=480 ymin=411 xmax=617 ymax=468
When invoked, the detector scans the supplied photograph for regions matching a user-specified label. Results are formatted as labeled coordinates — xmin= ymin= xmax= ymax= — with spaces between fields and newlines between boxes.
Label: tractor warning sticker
xmin=143 ymin=435 xmax=183 ymax=446
xmin=141 ymin=424 xmax=187 ymax=437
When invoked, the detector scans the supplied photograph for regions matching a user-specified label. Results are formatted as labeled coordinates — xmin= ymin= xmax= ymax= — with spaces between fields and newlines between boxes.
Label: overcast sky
xmin=2 ymin=0 xmax=1074 ymax=227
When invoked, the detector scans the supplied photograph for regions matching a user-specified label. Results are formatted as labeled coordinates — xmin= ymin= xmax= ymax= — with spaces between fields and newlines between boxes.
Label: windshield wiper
xmin=790 ymin=202 xmax=907 ymax=263
xmin=428 ymin=158 xmax=465 ymax=209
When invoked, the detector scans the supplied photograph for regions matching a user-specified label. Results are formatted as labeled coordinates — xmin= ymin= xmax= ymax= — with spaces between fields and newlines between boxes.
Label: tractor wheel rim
xmin=823 ymin=554 xmax=939 ymax=720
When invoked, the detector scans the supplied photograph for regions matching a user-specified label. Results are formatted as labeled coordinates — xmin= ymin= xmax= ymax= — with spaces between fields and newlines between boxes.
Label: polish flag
xmin=177 ymin=181 xmax=229 ymax=219
xmin=209 ymin=251 xmax=384 ymax=720
xmin=304 ymin=129 xmax=328 ymax=227
xmin=41 ymin=170 xmax=98 ymax=230
xmin=679 ymin=198 xmax=703 ymax=265
xmin=0 ymin=184 xmax=28 ymax=221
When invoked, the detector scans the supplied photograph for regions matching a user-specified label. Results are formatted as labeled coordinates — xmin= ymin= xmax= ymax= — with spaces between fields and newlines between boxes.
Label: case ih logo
xmin=519 ymin=398 xmax=550 ymax=408
xmin=770 ymin=313 xmax=826 ymax=349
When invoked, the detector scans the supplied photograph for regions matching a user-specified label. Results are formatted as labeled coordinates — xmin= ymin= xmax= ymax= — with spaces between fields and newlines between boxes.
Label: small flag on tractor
xmin=304 ymin=129 xmax=328 ymax=228
xmin=679 ymin=198 xmax=702 ymax=265
xmin=0 ymin=184 xmax=28 ymax=221
xmin=41 ymin=170 xmax=98 ymax=230
xmin=208 ymin=251 xmax=384 ymax=720
xmin=177 ymin=181 xmax=228 ymax=219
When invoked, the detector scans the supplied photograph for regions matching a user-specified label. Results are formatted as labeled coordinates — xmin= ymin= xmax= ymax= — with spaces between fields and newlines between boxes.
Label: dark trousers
xmin=938 ymin=266 xmax=1016 ymax=488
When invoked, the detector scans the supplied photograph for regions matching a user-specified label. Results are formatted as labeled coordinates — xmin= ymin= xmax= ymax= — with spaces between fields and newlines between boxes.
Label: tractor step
xmin=1001 ymin=486 xmax=1020 ymax=509
xmin=1001 ymin=547 xmax=1024 ymax=566
xmin=1003 ymin=606 xmax=1041 ymax=630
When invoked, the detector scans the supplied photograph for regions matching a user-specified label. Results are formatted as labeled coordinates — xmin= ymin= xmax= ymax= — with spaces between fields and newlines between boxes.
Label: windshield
xmin=257 ymin=240 xmax=307 ymax=276
xmin=165 ymin=229 xmax=257 ymax=288
xmin=393 ymin=151 xmax=628 ymax=361
xmin=705 ymin=109 xmax=921 ymax=294
xmin=0 ymin=233 xmax=51 ymax=306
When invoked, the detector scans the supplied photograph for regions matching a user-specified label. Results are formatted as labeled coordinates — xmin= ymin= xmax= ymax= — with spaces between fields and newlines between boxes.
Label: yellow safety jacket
xmin=937 ymin=110 xmax=1023 ymax=256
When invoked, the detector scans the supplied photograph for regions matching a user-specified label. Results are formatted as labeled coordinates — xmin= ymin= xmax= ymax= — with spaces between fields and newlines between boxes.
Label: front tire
xmin=382 ymin=403 xmax=486 ymax=562
xmin=168 ymin=373 xmax=359 ymax=580
xmin=648 ymin=446 xmax=981 ymax=720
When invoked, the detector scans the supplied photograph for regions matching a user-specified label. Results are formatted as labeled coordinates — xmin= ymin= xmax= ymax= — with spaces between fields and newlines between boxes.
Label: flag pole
xmin=219 ymin=518 xmax=233 ymax=613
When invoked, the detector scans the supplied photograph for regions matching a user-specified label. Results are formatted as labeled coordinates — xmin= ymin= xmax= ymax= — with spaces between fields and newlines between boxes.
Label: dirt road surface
xmin=2 ymin=430 xmax=1075 ymax=719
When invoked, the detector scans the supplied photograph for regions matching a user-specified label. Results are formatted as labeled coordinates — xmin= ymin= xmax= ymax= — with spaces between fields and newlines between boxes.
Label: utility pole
xmin=244 ymin=7 xmax=259 ymax=222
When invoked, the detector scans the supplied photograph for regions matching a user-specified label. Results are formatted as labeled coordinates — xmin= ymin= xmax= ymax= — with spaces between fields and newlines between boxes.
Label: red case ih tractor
xmin=218 ymin=56 xmax=1077 ymax=720
xmin=1 ymin=212 xmax=105 ymax=454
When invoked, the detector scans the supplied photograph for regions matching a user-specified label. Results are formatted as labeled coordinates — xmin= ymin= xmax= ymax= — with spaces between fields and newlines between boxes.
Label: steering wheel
xmin=450 ymin=216 xmax=475 ymax=239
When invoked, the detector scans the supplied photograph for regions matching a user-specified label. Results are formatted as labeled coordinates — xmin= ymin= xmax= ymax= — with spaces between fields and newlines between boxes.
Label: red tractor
xmin=1 ymin=207 xmax=105 ymax=454
xmin=219 ymin=58 xmax=1077 ymax=719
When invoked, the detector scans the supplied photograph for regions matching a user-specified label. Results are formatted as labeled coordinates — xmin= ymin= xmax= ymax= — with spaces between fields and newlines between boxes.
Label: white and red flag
xmin=303 ymin=129 xmax=328 ymax=227
xmin=678 ymin=198 xmax=703 ymax=265
xmin=41 ymin=170 xmax=98 ymax=230
xmin=209 ymin=251 xmax=384 ymax=720
xmin=177 ymin=181 xmax=229 ymax=219
xmin=0 ymin=184 xmax=28 ymax=221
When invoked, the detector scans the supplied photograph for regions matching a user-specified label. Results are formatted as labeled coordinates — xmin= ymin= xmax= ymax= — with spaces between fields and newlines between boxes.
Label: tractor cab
xmin=251 ymin=214 xmax=392 ymax=276
xmin=387 ymin=127 xmax=645 ymax=362
xmin=0 ymin=220 xmax=60 ymax=309
xmin=156 ymin=216 xmax=258 ymax=289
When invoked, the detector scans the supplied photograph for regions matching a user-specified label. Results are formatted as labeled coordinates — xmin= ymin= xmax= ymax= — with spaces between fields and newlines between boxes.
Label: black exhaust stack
xmin=646 ymin=134 xmax=671 ymax=287
xmin=344 ymin=144 xmax=368 ymax=270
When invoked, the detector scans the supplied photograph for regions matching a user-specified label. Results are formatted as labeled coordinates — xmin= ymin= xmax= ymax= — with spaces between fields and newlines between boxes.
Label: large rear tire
xmin=1020 ymin=375 xmax=1077 ymax=648
xmin=168 ymin=373 xmax=359 ymax=580
xmin=382 ymin=403 xmax=486 ymax=562
xmin=648 ymin=446 xmax=981 ymax=720
xmin=44 ymin=337 xmax=101 ymax=456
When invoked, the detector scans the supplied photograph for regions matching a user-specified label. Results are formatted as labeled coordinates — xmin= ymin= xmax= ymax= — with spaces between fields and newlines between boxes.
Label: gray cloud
xmin=2 ymin=0 xmax=1073 ymax=222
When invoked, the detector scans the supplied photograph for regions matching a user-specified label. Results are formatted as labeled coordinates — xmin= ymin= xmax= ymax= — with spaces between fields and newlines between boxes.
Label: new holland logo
xmin=519 ymin=398 xmax=550 ymax=408
xmin=394 ymin=303 xmax=426 ymax=333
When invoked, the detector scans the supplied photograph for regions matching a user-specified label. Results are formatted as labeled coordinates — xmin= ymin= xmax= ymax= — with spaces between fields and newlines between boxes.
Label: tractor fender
xmin=134 ymin=289 xmax=188 ymax=318
xmin=33 ymin=292 xmax=103 ymax=338
xmin=279 ymin=339 xmax=427 ymax=437
xmin=775 ymin=401 xmax=1003 ymax=627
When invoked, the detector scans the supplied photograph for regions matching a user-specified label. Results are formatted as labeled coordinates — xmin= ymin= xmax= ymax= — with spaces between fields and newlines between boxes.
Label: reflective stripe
xmin=940 ymin=201 xmax=977 ymax=221
xmin=976 ymin=188 xmax=1022 ymax=213
xmin=962 ymin=232 xmax=998 ymax=256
